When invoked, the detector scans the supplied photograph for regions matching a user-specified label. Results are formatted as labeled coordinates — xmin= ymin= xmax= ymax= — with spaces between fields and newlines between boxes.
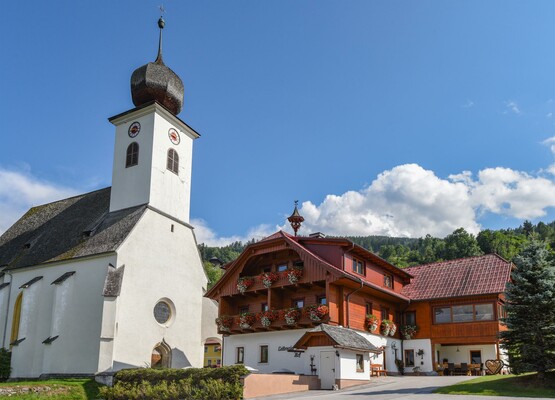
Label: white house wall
xmin=112 ymin=209 xmax=208 ymax=370
xmin=401 ymin=339 xmax=433 ymax=373
xmin=436 ymin=344 xmax=498 ymax=366
xmin=223 ymin=329 xmax=311 ymax=374
xmin=2 ymin=255 xmax=114 ymax=378
xmin=337 ymin=350 xmax=370 ymax=381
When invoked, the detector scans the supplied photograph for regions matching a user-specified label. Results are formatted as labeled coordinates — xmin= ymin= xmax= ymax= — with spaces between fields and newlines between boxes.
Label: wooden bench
xmin=370 ymin=364 xmax=387 ymax=377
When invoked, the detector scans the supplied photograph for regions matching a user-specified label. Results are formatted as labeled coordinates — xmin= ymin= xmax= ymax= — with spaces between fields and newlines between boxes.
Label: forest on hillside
xmin=199 ymin=220 xmax=555 ymax=288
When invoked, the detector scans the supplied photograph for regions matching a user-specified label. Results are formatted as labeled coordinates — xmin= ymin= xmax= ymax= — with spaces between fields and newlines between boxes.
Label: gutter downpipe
xmin=1 ymin=270 xmax=13 ymax=349
xmin=345 ymin=277 xmax=364 ymax=329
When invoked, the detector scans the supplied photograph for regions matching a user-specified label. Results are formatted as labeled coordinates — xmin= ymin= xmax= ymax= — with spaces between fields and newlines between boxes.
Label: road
xmin=249 ymin=375 xmax=552 ymax=400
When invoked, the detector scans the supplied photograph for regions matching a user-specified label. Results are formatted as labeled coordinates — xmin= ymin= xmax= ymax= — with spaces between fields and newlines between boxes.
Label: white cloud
xmin=192 ymin=218 xmax=274 ymax=246
xmin=0 ymin=168 xmax=78 ymax=234
xmin=462 ymin=100 xmax=474 ymax=108
xmin=547 ymin=112 xmax=553 ymax=118
xmin=505 ymin=100 xmax=521 ymax=115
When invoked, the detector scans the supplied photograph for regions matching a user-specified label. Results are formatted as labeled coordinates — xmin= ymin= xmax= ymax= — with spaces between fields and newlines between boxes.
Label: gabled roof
xmin=401 ymin=254 xmax=512 ymax=301
xmin=205 ymin=230 xmax=410 ymax=302
xmin=0 ymin=188 xmax=146 ymax=271
xmin=293 ymin=324 xmax=381 ymax=353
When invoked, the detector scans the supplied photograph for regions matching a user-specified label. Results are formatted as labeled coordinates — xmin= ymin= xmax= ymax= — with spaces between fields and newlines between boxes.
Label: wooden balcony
xmin=217 ymin=311 xmax=331 ymax=335
xmin=233 ymin=271 xmax=326 ymax=297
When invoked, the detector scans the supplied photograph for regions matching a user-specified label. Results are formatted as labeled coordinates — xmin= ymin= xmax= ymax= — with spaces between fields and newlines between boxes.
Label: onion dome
xmin=130 ymin=17 xmax=184 ymax=115
xmin=287 ymin=200 xmax=305 ymax=236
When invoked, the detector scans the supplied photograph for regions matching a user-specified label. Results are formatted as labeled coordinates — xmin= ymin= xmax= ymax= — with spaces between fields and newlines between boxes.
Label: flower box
xmin=237 ymin=276 xmax=255 ymax=294
xmin=365 ymin=314 xmax=379 ymax=332
xmin=280 ymin=308 xmax=301 ymax=325
xmin=259 ymin=272 xmax=280 ymax=288
xmin=215 ymin=316 xmax=234 ymax=332
xmin=238 ymin=312 xmax=256 ymax=329
xmin=303 ymin=305 xmax=329 ymax=322
xmin=257 ymin=310 xmax=278 ymax=328
xmin=285 ymin=268 xmax=303 ymax=284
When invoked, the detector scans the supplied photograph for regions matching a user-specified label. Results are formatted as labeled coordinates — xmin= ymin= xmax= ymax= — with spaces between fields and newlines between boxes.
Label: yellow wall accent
xmin=203 ymin=343 xmax=221 ymax=367
xmin=10 ymin=292 xmax=23 ymax=346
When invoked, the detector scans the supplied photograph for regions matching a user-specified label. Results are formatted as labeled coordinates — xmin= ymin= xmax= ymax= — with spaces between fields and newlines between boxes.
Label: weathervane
xmin=156 ymin=5 xmax=166 ymax=64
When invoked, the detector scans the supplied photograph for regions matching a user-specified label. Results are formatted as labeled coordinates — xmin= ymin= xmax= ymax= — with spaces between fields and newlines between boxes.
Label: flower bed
xmin=237 ymin=276 xmax=255 ymax=294
xmin=303 ymin=305 xmax=329 ymax=322
xmin=257 ymin=310 xmax=278 ymax=328
xmin=215 ymin=315 xmax=234 ymax=332
xmin=365 ymin=314 xmax=379 ymax=332
xmin=259 ymin=272 xmax=280 ymax=288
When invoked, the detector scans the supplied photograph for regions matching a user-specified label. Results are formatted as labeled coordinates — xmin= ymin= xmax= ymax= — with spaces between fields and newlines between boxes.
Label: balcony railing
xmin=236 ymin=269 xmax=320 ymax=295
xmin=216 ymin=306 xmax=330 ymax=335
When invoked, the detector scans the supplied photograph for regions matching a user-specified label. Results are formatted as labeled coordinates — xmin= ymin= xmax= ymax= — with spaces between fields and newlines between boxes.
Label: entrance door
xmin=320 ymin=351 xmax=336 ymax=390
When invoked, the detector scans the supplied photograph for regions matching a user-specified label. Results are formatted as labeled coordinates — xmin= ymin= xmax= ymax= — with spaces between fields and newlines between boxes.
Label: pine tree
xmin=500 ymin=239 xmax=555 ymax=381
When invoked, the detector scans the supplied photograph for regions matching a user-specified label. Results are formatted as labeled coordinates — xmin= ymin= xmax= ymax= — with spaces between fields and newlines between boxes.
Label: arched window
xmin=167 ymin=149 xmax=179 ymax=175
xmin=10 ymin=292 xmax=23 ymax=346
xmin=126 ymin=142 xmax=139 ymax=168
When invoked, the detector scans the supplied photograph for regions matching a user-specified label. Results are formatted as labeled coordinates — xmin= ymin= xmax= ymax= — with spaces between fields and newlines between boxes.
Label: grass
xmin=434 ymin=371 xmax=555 ymax=398
xmin=0 ymin=379 xmax=101 ymax=400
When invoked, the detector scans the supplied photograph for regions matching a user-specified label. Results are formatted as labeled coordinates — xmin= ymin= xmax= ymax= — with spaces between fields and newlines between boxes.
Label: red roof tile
xmin=401 ymin=254 xmax=512 ymax=300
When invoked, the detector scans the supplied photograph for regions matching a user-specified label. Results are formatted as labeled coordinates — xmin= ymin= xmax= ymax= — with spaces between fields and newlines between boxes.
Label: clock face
xmin=128 ymin=122 xmax=141 ymax=138
xmin=168 ymin=128 xmax=180 ymax=145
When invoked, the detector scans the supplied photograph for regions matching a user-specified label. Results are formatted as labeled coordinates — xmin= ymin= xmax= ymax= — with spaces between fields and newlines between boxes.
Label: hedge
xmin=100 ymin=365 xmax=249 ymax=400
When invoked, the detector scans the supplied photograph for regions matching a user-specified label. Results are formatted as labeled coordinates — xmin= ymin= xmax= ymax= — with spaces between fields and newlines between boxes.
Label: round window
xmin=154 ymin=301 xmax=172 ymax=325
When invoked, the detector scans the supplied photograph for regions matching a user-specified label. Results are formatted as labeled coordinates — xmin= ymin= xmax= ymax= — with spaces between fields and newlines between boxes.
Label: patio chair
xmin=460 ymin=363 xmax=469 ymax=376
xmin=445 ymin=363 xmax=455 ymax=376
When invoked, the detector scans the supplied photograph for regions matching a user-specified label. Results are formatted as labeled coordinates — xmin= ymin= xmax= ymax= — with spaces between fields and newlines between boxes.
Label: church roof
xmin=0 ymin=187 xmax=146 ymax=271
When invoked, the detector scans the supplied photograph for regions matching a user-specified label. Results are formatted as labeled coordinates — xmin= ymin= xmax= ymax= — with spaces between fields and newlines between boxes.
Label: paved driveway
xmin=249 ymin=375 xmax=552 ymax=400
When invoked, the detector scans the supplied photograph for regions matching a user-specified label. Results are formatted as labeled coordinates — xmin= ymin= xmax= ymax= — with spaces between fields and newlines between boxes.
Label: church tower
xmin=108 ymin=17 xmax=199 ymax=223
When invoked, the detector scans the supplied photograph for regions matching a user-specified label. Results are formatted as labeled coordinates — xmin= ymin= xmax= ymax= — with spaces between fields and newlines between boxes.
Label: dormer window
xmin=167 ymin=149 xmax=179 ymax=175
xmin=126 ymin=142 xmax=139 ymax=167
xmin=352 ymin=258 xmax=365 ymax=275
xmin=384 ymin=274 xmax=393 ymax=288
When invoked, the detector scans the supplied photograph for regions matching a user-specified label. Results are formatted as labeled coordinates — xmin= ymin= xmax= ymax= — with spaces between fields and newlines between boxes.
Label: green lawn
xmin=0 ymin=379 xmax=101 ymax=400
xmin=434 ymin=371 xmax=555 ymax=398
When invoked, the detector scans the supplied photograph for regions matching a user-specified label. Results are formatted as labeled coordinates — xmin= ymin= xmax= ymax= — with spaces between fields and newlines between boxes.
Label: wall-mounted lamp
xmin=456 ymin=346 xmax=460 ymax=352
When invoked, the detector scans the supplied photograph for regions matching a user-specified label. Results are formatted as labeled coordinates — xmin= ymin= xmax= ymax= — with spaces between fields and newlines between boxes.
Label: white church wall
xmin=5 ymin=255 xmax=114 ymax=377
xmin=112 ymin=209 xmax=207 ymax=370
xmin=109 ymin=110 xmax=155 ymax=214
xmin=201 ymin=297 xmax=220 ymax=345
xmin=149 ymin=111 xmax=194 ymax=223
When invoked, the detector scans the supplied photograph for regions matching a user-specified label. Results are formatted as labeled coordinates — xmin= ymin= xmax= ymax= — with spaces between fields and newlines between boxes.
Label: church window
xmin=126 ymin=142 xmax=139 ymax=167
xmin=10 ymin=293 xmax=23 ymax=347
xmin=153 ymin=300 xmax=174 ymax=325
xmin=167 ymin=148 xmax=179 ymax=174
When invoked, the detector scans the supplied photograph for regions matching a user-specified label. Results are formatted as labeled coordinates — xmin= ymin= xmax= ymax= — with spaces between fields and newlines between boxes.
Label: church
xmin=0 ymin=17 xmax=218 ymax=378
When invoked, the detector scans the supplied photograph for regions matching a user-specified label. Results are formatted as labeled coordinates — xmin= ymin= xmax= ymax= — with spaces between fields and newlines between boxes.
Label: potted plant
xmin=395 ymin=358 xmax=405 ymax=375
xmin=257 ymin=310 xmax=278 ymax=328
xmin=381 ymin=319 xmax=393 ymax=336
xmin=285 ymin=267 xmax=303 ymax=284
xmin=400 ymin=324 xmax=418 ymax=340
xmin=259 ymin=271 xmax=280 ymax=288
xmin=238 ymin=312 xmax=256 ymax=329
xmin=389 ymin=322 xmax=397 ymax=336
xmin=236 ymin=276 xmax=255 ymax=294
xmin=281 ymin=308 xmax=301 ymax=325
xmin=303 ymin=305 xmax=329 ymax=322
xmin=215 ymin=315 xmax=234 ymax=332
xmin=365 ymin=314 xmax=379 ymax=332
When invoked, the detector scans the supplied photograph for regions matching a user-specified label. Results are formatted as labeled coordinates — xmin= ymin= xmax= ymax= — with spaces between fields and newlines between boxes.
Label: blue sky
xmin=3 ymin=1 xmax=555 ymax=245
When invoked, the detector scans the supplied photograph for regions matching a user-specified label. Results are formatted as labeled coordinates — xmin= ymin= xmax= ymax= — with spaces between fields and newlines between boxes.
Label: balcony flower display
xmin=365 ymin=314 xmax=379 ymax=332
xmin=286 ymin=267 xmax=303 ymax=284
xmin=260 ymin=271 xmax=280 ymax=288
xmin=215 ymin=315 xmax=234 ymax=332
xmin=400 ymin=324 xmax=418 ymax=340
xmin=257 ymin=310 xmax=278 ymax=328
xmin=303 ymin=305 xmax=329 ymax=322
xmin=238 ymin=312 xmax=256 ymax=329
xmin=381 ymin=319 xmax=393 ymax=336
xmin=237 ymin=276 xmax=255 ymax=294
xmin=389 ymin=322 xmax=397 ymax=336
xmin=280 ymin=308 xmax=301 ymax=325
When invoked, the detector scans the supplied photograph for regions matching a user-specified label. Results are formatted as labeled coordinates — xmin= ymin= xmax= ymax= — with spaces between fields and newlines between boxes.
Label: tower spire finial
xmin=156 ymin=7 xmax=165 ymax=64
xmin=287 ymin=200 xmax=304 ymax=236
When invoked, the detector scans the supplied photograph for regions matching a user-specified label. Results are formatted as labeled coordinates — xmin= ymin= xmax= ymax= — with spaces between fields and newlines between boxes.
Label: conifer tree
xmin=500 ymin=239 xmax=555 ymax=380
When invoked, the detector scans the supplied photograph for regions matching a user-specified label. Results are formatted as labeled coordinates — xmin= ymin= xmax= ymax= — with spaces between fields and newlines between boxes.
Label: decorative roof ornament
xmin=287 ymin=200 xmax=304 ymax=236
xmin=130 ymin=16 xmax=184 ymax=115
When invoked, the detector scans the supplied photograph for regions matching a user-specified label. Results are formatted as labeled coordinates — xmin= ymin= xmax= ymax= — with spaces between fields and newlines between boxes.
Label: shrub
xmin=101 ymin=365 xmax=249 ymax=400
xmin=0 ymin=348 xmax=11 ymax=381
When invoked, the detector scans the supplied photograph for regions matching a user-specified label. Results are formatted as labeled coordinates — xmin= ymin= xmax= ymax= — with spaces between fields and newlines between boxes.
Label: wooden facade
xmin=206 ymin=231 xmax=512 ymax=371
